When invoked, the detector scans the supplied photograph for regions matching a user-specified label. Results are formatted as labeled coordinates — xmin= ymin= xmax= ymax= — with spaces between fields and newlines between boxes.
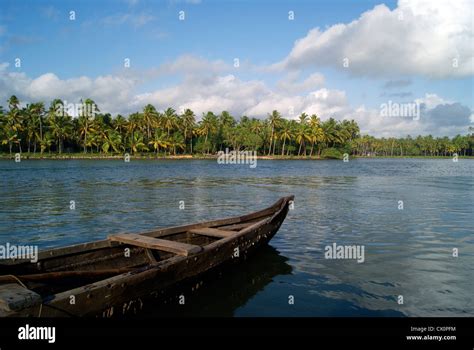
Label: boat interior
xmin=0 ymin=198 xmax=289 ymax=299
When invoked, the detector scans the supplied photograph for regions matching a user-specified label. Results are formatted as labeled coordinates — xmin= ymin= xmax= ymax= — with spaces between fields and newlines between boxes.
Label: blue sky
xmin=2 ymin=0 xmax=397 ymax=77
xmin=0 ymin=0 xmax=472 ymax=137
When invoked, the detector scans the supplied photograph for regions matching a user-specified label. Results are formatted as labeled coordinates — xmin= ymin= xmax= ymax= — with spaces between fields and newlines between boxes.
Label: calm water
xmin=0 ymin=158 xmax=473 ymax=317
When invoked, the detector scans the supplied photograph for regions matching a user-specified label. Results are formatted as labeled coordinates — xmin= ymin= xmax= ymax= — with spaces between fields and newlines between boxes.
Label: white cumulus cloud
xmin=277 ymin=0 xmax=473 ymax=78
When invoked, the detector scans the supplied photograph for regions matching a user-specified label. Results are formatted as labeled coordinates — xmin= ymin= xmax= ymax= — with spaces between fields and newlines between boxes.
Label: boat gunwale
xmin=0 ymin=196 xmax=293 ymax=265
xmin=41 ymin=196 xmax=293 ymax=306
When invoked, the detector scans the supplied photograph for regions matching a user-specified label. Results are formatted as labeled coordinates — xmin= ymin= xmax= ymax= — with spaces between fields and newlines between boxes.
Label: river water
xmin=0 ymin=158 xmax=472 ymax=316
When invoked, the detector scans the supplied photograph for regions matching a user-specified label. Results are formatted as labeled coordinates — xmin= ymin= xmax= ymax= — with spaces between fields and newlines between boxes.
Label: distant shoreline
xmin=1 ymin=153 xmax=473 ymax=161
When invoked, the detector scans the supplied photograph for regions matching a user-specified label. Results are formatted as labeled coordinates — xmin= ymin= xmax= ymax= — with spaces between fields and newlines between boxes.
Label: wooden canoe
xmin=0 ymin=196 xmax=294 ymax=317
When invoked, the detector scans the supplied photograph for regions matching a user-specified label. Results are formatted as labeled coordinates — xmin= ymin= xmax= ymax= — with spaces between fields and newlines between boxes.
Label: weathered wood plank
xmin=188 ymin=228 xmax=236 ymax=238
xmin=217 ymin=220 xmax=262 ymax=231
xmin=0 ymin=268 xmax=133 ymax=283
xmin=108 ymin=234 xmax=202 ymax=256
xmin=0 ymin=284 xmax=42 ymax=312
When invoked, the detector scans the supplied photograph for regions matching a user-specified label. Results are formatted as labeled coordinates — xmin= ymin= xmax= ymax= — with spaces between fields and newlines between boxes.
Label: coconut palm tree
xmin=279 ymin=120 xmax=293 ymax=156
xmin=219 ymin=111 xmax=235 ymax=128
xmin=199 ymin=112 xmax=218 ymax=154
xmin=217 ymin=111 xmax=235 ymax=151
xmin=0 ymin=106 xmax=5 ymax=144
xmin=295 ymin=124 xmax=311 ymax=156
xmin=309 ymin=125 xmax=324 ymax=157
xmin=249 ymin=119 xmax=264 ymax=135
xmin=24 ymin=110 xmax=35 ymax=153
xmin=246 ymin=119 xmax=265 ymax=153
xmin=126 ymin=113 xmax=141 ymax=150
xmin=29 ymin=102 xmax=45 ymax=153
xmin=1 ymin=129 xmax=20 ymax=154
xmin=113 ymin=114 xmax=127 ymax=133
xmin=77 ymin=99 xmax=99 ymax=153
xmin=148 ymin=130 xmax=169 ymax=155
xmin=8 ymin=95 xmax=20 ymax=111
xmin=161 ymin=107 xmax=177 ymax=136
xmin=7 ymin=108 xmax=23 ymax=133
xmin=101 ymin=130 xmax=122 ymax=153
xmin=309 ymin=114 xmax=320 ymax=129
xmin=267 ymin=110 xmax=282 ymax=155
xmin=142 ymin=104 xmax=158 ymax=140
xmin=170 ymin=133 xmax=185 ymax=155
xmin=78 ymin=115 xmax=96 ymax=153
xmin=49 ymin=114 xmax=72 ymax=154
xmin=40 ymin=132 xmax=54 ymax=154
xmin=181 ymin=109 xmax=196 ymax=154
xmin=321 ymin=118 xmax=341 ymax=148
xmin=128 ymin=132 xmax=147 ymax=154
xmin=5 ymin=96 xmax=23 ymax=153
xmin=298 ymin=112 xmax=308 ymax=125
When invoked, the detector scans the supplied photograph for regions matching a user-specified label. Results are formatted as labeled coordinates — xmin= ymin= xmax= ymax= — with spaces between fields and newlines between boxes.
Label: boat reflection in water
xmin=130 ymin=245 xmax=292 ymax=318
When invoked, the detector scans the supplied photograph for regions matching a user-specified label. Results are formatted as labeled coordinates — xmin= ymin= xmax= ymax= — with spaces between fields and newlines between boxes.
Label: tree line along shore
xmin=1 ymin=96 xmax=473 ymax=159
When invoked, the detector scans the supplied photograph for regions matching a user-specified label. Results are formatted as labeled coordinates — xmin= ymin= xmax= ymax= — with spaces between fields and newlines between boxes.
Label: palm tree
xmin=199 ymin=112 xmax=218 ymax=154
xmin=113 ymin=114 xmax=127 ymax=133
xmin=143 ymin=104 xmax=158 ymax=140
xmin=77 ymin=99 xmax=99 ymax=153
xmin=170 ymin=133 xmax=185 ymax=155
xmin=0 ymin=106 xmax=5 ymax=144
xmin=29 ymin=102 xmax=45 ymax=153
xmin=309 ymin=125 xmax=324 ymax=157
xmin=8 ymin=95 xmax=20 ymax=110
xmin=308 ymin=114 xmax=321 ymax=156
xmin=148 ymin=130 xmax=169 ymax=155
xmin=321 ymin=118 xmax=341 ymax=148
xmin=40 ymin=132 xmax=54 ymax=154
xmin=219 ymin=111 xmax=235 ymax=128
xmin=101 ymin=130 xmax=122 ymax=153
xmin=5 ymin=96 xmax=23 ymax=153
xmin=279 ymin=120 xmax=293 ymax=156
xmin=1 ymin=129 xmax=20 ymax=154
xmin=129 ymin=132 xmax=147 ymax=154
xmin=247 ymin=119 xmax=265 ymax=154
xmin=218 ymin=111 xmax=235 ymax=151
xmin=50 ymin=114 xmax=72 ymax=154
xmin=78 ymin=115 xmax=95 ymax=153
xmin=126 ymin=113 xmax=140 ymax=142
xmin=341 ymin=119 xmax=360 ymax=142
xmin=22 ymin=105 xmax=33 ymax=153
xmin=267 ymin=110 xmax=282 ymax=155
xmin=309 ymin=114 xmax=320 ymax=129
xmin=298 ymin=112 xmax=308 ymax=125
xmin=161 ymin=107 xmax=177 ymax=136
xmin=249 ymin=119 xmax=264 ymax=136
xmin=295 ymin=124 xmax=311 ymax=156
xmin=181 ymin=109 xmax=196 ymax=154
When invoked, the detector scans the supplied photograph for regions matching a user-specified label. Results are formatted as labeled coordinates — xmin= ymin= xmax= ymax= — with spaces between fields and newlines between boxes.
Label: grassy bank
xmin=1 ymin=153 xmax=473 ymax=161
xmin=0 ymin=153 xmax=325 ymax=160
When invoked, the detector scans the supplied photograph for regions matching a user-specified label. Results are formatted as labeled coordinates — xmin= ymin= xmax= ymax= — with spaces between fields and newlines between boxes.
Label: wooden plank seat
xmin=109 ymin=233 xmax=202 ymax=257
xmin=188 ymin=227 xmax=236 ymax=238
xmin=217 ymin=221 xmax=258 ymax=231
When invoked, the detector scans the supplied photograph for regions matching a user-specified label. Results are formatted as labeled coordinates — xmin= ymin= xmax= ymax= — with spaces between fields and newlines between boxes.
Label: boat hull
xmin=0 ymin=196 xmax=293 ymax=317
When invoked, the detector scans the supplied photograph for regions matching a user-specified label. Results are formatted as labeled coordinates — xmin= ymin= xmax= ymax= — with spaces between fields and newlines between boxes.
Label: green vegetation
xmin=1 ymin=96 xmax=473 ymax=158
